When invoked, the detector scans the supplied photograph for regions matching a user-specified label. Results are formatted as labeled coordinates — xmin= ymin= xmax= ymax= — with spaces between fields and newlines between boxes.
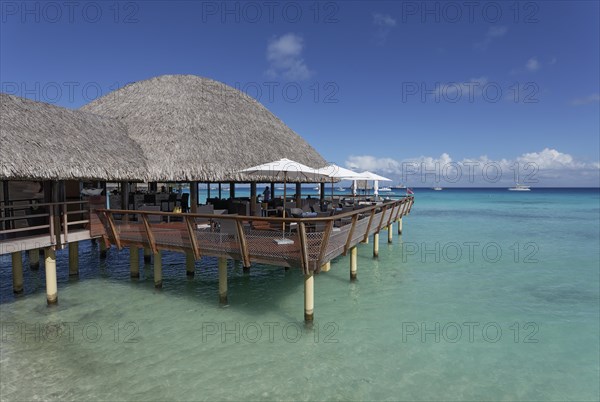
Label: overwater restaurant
xmin=0 ymin=75 xmax=412 ymax=321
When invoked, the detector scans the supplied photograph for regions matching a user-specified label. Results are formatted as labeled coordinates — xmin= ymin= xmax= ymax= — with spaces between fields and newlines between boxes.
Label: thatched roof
xmin=1 ymin=93 xmax=149 ymax=181
xmin=81 ymin=75 xmax=327 ymax=182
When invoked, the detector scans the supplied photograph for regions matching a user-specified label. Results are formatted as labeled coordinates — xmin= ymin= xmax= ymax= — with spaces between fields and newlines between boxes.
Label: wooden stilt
xmin=130 ymin=247 xmax=139 ymax=278
xmin=242 ymin=265 xmax=250 ymax=274
xmin=398 ymin=218 xmax=403 ymax=235
xmin=218 ymin=257 xmax=228 ymax=304
xmin=373 ymin=233 xmax=379 ymax=257
xmin=350 ymin=246 xmax=357 ymax=280
xmin=304 ymin=273 xmax=314 ymax=322
xmin=186 ymin=251 xmax=195 ymax=278
xmin=68 ymin=242 xmax=79 ymax=277
xmin=321 ymin=261 xmax=331 ymax=272
xmin=388 ymin=224 xmax=393 ymax=243
xmin=44 ymin=248 xmax=57 ymax=304
xmin=11 ymin=252 xmax=24 ymax=294
xmin=29 ymin=249 xmax=40 ymax=270
xmin=144 ymin=247 xmax=152 ymax=263
xmin=362 ymin=236 xmax=369 ymax=244
xmin=154 ymin=250 xmax=162 ymax=288
xmin=99 ymin=239 xmax=107 ymax=258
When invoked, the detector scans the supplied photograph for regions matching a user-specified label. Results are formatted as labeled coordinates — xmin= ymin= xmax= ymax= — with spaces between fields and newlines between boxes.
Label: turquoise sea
xmin=1 ymin=188 xmax=599 ymax=401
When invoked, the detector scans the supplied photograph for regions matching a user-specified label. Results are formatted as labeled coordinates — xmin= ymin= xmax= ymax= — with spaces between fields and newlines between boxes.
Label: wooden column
xmin=190 ymin=182 xmax=198 ymax=213
xmin=350 ymin=246 xmax=357 ymax=281
xmin=143 ymin=247 xmax=152 ymax=263
xmin=207 ymin=182 xmax=211 ymax=199
xmin=99 ymin=239 xmax=107 ymax=258
xmin=304 ymin=273 xmax=314 ymax=322
xmin=388 ymin=224 xmax=393 ymax=243
xmin=218 ymin=183 xmax=222 ymax=199
xmin=11 ymin=252 xmax=23 ymax=294
xmin=68 ymin=242 xmax=79 ymax=277
xmin=120 ymin=181 xmax=129 ymax=222
xmin=270 ymin=182 xmax=275 ymax=199
xmin=154 ymin=251 xmax=162 ymax=288
xmin=186 ymin=251 xmax=195 ymax=278
xmin=398 ymin=218 xmax=403 ymax=235
xmin=29 ymin=249 xmax=40 ymax=269
xmin=130 ymin=247 xmax=139 ymax=278
xmin=44 ymin=248 xmax=57 ymax=304
xmin=229 ymin=182 xmax=235 ymax=199
xmin=321 ymin=261 xmax=331 ymax=272
xmin=319 ymin=182 xmax=325 ymax=202
xmin=250 ymin=182 xmax=257 ymax=215
xmin=296 ymin=182 xmax=302 ymax=207
xmin=373 ymin=233 xmax=379 ymax=257
xmin=218 ymin=257 xmax=228 ymax=304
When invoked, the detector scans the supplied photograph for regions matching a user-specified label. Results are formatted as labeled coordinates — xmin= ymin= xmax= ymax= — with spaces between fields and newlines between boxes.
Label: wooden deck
xmin=98 ymin=197 xmax=414 ymax=274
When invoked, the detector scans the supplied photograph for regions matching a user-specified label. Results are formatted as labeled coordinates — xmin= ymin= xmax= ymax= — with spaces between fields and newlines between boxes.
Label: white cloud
xmin=265 ymin=33 xmax=313 ymax=81
xmin=344 ymin=149 xmax=599 ymax=186
xmin=475 ymin=26 xmax=508 ymax=50
xmin=570 ymin=93 xmax=600 ymax=106
xmin=526 ymin=57 xmax=541 ymax=72
xmin=372 ymin=12 xmax=397 ymax=45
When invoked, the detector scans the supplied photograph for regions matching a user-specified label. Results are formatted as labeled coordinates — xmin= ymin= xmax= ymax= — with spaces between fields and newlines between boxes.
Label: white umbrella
xmin=355 ymin=171 xmax=392 ymax=197
xmin=316 ymin=164 xmax=364 ymax=199
xmin=241 ymin=158 xmax=329 ymax=244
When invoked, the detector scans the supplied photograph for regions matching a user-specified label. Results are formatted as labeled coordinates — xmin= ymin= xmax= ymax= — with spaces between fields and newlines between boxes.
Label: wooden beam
xmin=235 ymin=219 xmax=250 ymax=268
xmin=184 ymin=215 xmax=201 ymax=260
xmin=103 ymin=211 xmax=122 ymax=250
xmin=298 ymin=222 xmax=309 ymax=274
xmin=140 ymin=214 xmax=158 ymax=255
xmin=363 ymin=208 xmax=376 ymax=242
xmin=376 ymin=205 xmax=388 ymax=233
xmin=317 ymin=220 xmax=334 ymax=267
xmin=343 ymin=214 xmax=358 ymax=256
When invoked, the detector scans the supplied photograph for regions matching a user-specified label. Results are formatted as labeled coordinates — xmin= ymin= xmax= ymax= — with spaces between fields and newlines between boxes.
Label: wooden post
xmin=373 ymin=233 xmax=379 ymax=257
xmin=218 ymin=257 xmax=228 ymax=304
xmin=250 ymin=182 xmax=257 ymax=216
xmin=190 ymin=182 xmax=198 ymax=213
xmin=29 ymin=249 xmax=40 ymax=269
xmin=296 ymin=182 xmax=302 ymax=207
xmin=68 ymin=242 xmax=79 ymax=277
xmin=362 ymin=236 xmax=369 ymax=244
xmin=121 ymin=181 xmax=129 ymax=222
xmin=350 ymin=246 xmax=357 ymax=280
xmin=321 ymin=261 xmax=331 ymax=272
xmin=304 ymin=273 xmax=314 ymax=322
xmin=186 ymin=251 xmax=195 ymax=278
xmin=207 ymin=182 xmax=211 ymax=199
xmin=99 ymin=238 xmax=107 ymax=258
xmin=143 ymin=247 xmax=152 ymax=263
xmin=319 ymin=182 xmax=325 ymax=202
xmin=11 ymin=252 xmax=23 ymax=294
xmin=44 ymin=248 xmax=57 ymax=305
xmin=229 ymin=182 xmax=235 ymax=199
xmin=388 ymin=224 xmax=393 ymax=243
xmin=398 ymin=218 xmax=403 ymax=235
xmin=130 ymin=247 xmax=139 ymax=278
xmin=218 ymin=183 xmax=222 ymax=199
xmin=154 ymin=250 xmax=162 ymax=288
xmin=270 ymin=182 xmax=275 ymax=200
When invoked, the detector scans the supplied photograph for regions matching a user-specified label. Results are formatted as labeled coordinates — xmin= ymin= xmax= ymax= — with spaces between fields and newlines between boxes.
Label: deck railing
xmin=0 ymin=200 xmax=92 ymax=253
xmin=97 ymin=196 xmax=414 ymax=274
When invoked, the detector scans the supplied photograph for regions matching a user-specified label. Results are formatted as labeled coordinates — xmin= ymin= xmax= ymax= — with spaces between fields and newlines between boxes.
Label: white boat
xmin=337 ymin=187 xmax=345 ymax=191
xmin=313 ymin=186 xmax=320 ymax=191
xmin=432 ymin=187 xmax=443 ymax=191
xmin=508 ymin=183 xmax=531 ymax=191
xmin=379 ymin=187 xmax=392 ymax=192
xmin=391 ymin=184 xmax=406 ymax=189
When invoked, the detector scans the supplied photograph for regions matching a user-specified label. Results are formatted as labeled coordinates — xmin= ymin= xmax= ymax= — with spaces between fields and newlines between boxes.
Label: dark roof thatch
xmin=81 ymin=75 xmax=327 ymax=182
xmin=1 ymin=93 xmax=149 ymax=181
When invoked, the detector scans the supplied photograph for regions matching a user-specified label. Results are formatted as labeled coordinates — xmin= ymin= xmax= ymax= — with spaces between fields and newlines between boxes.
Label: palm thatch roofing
xmin=81 ymin=75 xmax=327 ymax=182
xmin=0 ymin=93 xmax=149 ymax=181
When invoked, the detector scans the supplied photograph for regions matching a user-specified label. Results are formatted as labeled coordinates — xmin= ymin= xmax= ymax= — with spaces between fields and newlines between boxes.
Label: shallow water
xmin=1 ymin=188 xmax=598 ymax=401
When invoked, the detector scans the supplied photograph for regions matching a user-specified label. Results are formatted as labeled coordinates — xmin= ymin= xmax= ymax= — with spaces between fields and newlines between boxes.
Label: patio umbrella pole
xmin=282 ymin=171 xmax=287 ymax=237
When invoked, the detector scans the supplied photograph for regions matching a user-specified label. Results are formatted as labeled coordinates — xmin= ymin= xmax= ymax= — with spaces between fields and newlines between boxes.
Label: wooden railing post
xmin=103 ymin=211 xmax=122 ymax=250
xmin=298 ymin=222 xmax=309 ymax=274
xmin=343 ymin=214 xmax=358 ymax=256
xmin=235 ymin=219 xmax=250 ymax=268
xmin=140 ymin=214 xmax=158 ymax=255
xmin=317 ymin=220 xmax=334 ymax=269
xmin=363 ymin=209 xmax=376 ymax=242
xmin=184 ymin=215 xmax=201 ymax=261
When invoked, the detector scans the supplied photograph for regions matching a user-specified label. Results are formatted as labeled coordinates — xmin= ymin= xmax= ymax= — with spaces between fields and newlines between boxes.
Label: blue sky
xmin=1 ymin=1 xmax=599 ymax=186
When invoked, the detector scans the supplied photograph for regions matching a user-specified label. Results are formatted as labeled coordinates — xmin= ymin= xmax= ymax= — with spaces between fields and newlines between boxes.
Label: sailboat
xmin=390 ymin=183 xmax=406 ymax=190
